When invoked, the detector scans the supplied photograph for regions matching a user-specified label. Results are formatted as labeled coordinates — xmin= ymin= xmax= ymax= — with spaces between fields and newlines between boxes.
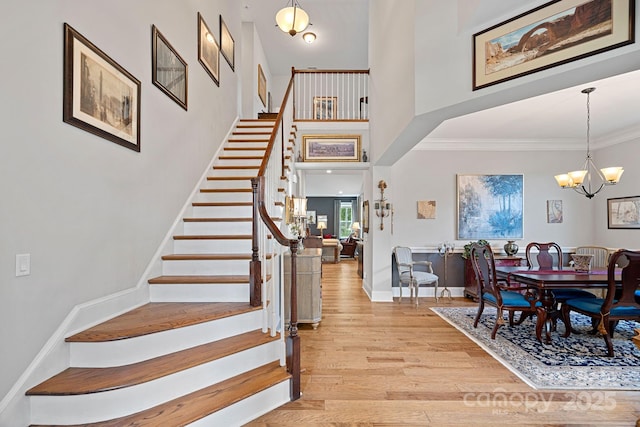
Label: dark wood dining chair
xmin=470 ymin=243 xmax=541 ymax=339
xmin=525 ymin=242 xmax=596 ymax=302
xmin=561 ymin=249 xmax=640 ymax=357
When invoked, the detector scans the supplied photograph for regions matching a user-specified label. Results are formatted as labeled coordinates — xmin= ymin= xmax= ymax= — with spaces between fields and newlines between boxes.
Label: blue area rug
xmin=432 ymin=306 xmax=640 ymax=390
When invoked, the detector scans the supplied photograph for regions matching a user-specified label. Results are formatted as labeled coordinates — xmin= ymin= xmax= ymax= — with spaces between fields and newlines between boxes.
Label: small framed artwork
xmin=313 ymin=96 xmax=337 ymax=120
xmin=258 ymin=64 xmax=267 ymax=107
xmin=457 ymin=174 xmax=524 ymax=239
xmin=63 ymin=23 xmax=141 ymax=152
xmin=546 ymin=199 xmax=563 ymax=223
xmin=607 ymin=196 xmax=640 ymax=229
xmin=152 ymin=25 xmax=188 ymax=110
xmin=198 ymin=12 xmax=220 ymax=86
xmin=473 ymin=0 xmax=635 ymax=90
xmin=306 ymin=210 xmax=316 ymax=225
xmin=362 ymin=200 xmax=370 ymax=233
xmin=417 ymin=201 xmax=436 ymax=219
xmin=219 ymin=15 xmax=234 ymax=71
xmin=302 ymin=135 xmax=361 ymax=162
xmin=317 ymin=214 xmax=328 ymax=224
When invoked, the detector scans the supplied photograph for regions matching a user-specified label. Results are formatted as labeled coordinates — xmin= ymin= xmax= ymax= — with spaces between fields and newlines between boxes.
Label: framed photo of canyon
xmin=302 ymin=135 xmax=360 ymax=162
xmin=472 ymin=0 xmax=634 ymax=90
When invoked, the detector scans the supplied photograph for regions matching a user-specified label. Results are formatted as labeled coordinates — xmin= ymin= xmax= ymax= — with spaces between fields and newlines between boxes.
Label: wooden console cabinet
xmin=284 ymin=249 xmax=322 ymax=329
xmin=464 ymin=255 xmax=523 ymax=300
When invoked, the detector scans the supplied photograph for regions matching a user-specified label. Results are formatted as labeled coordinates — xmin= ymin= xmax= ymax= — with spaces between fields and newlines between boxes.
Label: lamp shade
xmin=351 ymin=222 xmax=360 ymax=231
xmin=275 ymin=4 xmax=309 ymax=36
xmin=317 ymin=221 xmax=326 ymax=230
xmin=292 ymin=197 xmax=307 ymax=217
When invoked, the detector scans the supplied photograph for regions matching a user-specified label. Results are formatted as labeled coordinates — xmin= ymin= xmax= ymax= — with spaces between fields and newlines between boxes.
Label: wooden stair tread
xmin=30 ymin=362 xmax=290 ymax=427
xmin=173 ymin=234 xmax=252 ymax=240
xmin=212 ymin=165 xmax=259 ymax=170
xmin=161 ymin=254 xmax=273 ymax=261
xmin=183 ymin=217 xmax=251 ymax=222
xmin=232 ymin=131 xmax=271 ymax=135
xmin=148 ymin=275 xmax=250 ymax=284
xmin=199 ymin=188 xmax=252 ymax=193
xmin=227 ymin=139 xmax=269 ymax=143
xmin=206 ymin=176 xmax=254 ymax=180
xmin=28 ymin=330 xmax=278 ymax=396
xmin=218 ymin=155 xmax=264 ymax=160
xmin=65 ymin=302 xmax=258 ymax=342
xmin=192 ymin=202 xmax=252 ymax=207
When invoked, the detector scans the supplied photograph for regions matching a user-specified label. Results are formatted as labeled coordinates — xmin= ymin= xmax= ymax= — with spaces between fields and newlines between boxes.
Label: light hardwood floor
xmin=247 ymin=259 xmax=640 ymax=426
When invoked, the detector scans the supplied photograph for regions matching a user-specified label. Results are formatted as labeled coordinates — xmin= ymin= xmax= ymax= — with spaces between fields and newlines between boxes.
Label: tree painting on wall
xmin=457 ymin=174 xmax=523 ymax=240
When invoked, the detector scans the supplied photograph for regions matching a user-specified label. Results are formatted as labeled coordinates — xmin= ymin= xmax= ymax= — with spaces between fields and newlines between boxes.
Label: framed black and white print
xmin=152 ymin=25 xmax=188 ymax=110
xmin=198 ymin=12 xmax=220 ymax=86
xmin=219 ymin=15 xmax=234 ymax=71
xmin=63 ymin=23 xmax=141 ymax=152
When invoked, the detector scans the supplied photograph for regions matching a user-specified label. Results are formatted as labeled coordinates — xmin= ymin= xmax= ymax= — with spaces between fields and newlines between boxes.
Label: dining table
xmin=494 ymin=265 xmax=622 ymax=344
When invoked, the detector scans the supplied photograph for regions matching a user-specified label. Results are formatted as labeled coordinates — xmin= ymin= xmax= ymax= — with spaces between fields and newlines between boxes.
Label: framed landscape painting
xmin=607 ymin=195 xmax=640 ymax=229
xmin=152 ymin=25 xmax=188 ymax=110
xmin=457 ymin=174 xmax=524 ymax=239
xmin=473 ymin=0 xmax=635 ymax=90
xmin=302 ymin=135 xmax=360 ymax=162
xmin=198 ymin=12 xmax=220 ymax=86
xmin=63 ymin=23 xmax=141 ymax=152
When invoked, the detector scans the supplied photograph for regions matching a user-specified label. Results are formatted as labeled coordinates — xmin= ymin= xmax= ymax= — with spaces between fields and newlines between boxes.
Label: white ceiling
xmin=242 ymin=1 xmax=640 ymax=197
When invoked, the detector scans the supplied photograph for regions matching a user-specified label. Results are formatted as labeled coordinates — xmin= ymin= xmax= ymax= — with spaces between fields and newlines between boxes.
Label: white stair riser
xmin=221 ymin=149 xmax=266 ymax=157
xmin=69 ymin=310 xmax=263 ymax=367
xmin=187 ymin=380 xmax=290 ymax=427
xmin=31 ymin=342 xmax=283 ymax=425
xmin=195 ymin=192 xmax=253 ymax=202
xmin=215 ymin=159 xmax=263 ymax=167
xmin=162 ymin=259 xmax=249 ymax=275
xmin=150 ymin=283 xmax=249 ymax=302
xmin=183 ymin=221 xmax=252 ymax=235
xmin=225 ymin=142 xmax=269 ymax=149
xmin=191 ymin=205 xmax=252 ymax=217
xmin=173 ymin=239 xmax=252 ymax=254
xmin=204 ymin=179 xmax=253 ymax=189
xmin=207 ymin=168 xmax=259 ymax=177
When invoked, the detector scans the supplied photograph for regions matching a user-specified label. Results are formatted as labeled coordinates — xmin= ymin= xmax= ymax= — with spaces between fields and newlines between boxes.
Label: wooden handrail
xmin=250 ymin=68 xmax=300 ymax=401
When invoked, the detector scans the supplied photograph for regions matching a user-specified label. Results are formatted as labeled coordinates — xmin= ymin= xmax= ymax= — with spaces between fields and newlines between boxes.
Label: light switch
xmin=16 ymin=254 xmax=30 ymax=277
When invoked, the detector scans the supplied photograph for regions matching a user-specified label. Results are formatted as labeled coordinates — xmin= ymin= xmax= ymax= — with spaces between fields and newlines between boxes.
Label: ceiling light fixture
xmin=275 ymin=0 xmax=310 ymax=36
xmin=302 ymin=32 xmax=316 ymax=43
xmin=554 ymin=87 xmax=623 ymax=199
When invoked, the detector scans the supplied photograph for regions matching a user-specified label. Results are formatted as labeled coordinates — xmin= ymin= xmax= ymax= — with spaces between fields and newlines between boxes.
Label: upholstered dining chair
xmin=471 ymin=243 xmax=541 ymax=339
xmin=561 ymin=249 xmax=640 ymax=357
xmin=393 ymin=246 xmax=439 ymax=306
xmin=525 ymin=242 xmax=596 ymax=303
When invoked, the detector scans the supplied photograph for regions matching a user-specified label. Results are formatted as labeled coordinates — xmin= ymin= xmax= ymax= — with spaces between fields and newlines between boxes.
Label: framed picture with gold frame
xmin=313 ymin=96 xmax=337 ymax=119
xmin=302 ymin=135 xmax=360 ymax=162
xmin=258 ymin=64 xmax=267 ymax=107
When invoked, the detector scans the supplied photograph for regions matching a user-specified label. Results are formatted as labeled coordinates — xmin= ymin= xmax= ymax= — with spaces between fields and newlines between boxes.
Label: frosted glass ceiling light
xmin=275 ymin=0 xmax=310 ymax=36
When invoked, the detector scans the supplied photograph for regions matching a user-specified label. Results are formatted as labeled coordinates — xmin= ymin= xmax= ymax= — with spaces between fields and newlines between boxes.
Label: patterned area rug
xmin=432 ymin=306 xmax=640 ymax=390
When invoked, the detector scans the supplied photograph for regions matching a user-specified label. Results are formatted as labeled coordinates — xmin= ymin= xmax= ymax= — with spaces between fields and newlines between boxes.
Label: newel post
xmin=249 ymin=177 xmax=262 ymax=307
xmin=286 ymin=238 xmax=301 ymax=400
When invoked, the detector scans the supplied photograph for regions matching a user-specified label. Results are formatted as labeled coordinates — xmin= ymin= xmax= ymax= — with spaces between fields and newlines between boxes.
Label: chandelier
xmin=275 ymin=1 xmax=310 ymax=36
xmin=554 ymin=87 xmax=623 ymax=199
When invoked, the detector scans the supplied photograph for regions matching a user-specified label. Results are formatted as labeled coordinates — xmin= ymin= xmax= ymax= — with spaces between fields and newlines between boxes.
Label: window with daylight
xmin=339 ymin=201 xmax=353 ymax=239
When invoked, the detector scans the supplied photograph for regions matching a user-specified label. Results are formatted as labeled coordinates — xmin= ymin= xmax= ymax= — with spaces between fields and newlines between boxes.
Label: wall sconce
xmin=374 ymin=180 xmax=391 ymax=230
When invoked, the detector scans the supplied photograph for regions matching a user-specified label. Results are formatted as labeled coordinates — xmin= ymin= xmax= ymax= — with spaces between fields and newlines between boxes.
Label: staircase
xmin=26 ymin=119 xmax=295 ymax=426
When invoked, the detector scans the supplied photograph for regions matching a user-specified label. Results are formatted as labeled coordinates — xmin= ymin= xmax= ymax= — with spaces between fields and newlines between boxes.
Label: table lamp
xmin=317 ymin=221 xmax=327 ymax=237
xmin=351 ymin=222 xmax=360 ymax=238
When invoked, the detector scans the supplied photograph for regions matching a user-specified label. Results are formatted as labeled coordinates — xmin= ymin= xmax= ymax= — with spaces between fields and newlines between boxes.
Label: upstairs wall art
xmin=473 ymin=0 xmax=635 ymax=90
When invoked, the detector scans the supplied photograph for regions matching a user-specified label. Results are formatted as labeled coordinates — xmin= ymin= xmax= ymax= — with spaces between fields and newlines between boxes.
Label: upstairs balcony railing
xmin=293 ymin=68 xmax=369 ymax=121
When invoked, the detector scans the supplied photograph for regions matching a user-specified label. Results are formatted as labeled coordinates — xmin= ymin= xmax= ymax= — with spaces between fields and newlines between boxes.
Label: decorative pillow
xmin=323 ymin=233 xmax=332 ymax=239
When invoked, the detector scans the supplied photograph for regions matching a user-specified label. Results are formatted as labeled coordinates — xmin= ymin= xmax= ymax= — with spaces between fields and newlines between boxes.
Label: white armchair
xmin=393 ymin=246 xmax=439 ymax=305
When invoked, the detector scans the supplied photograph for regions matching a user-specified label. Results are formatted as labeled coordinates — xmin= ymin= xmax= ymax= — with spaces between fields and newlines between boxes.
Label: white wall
xmin=0 ymin=0 xmax=243 ymax=419
xmin=389 ymin=144 xmax=639 ymax=251
xmin=241 ymin=23 xmax=272 ymax=117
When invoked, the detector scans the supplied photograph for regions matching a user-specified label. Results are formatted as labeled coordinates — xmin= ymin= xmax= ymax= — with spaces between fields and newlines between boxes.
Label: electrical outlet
xmin=16 ymin=254 xmax=30 ymax=277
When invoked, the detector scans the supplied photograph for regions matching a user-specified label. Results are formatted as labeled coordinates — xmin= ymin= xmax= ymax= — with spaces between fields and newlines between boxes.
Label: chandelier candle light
xmin=275 ymin=0 xmax=310 ymax=36
xmin=554 ymin=87 xmax=623 ymax=199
